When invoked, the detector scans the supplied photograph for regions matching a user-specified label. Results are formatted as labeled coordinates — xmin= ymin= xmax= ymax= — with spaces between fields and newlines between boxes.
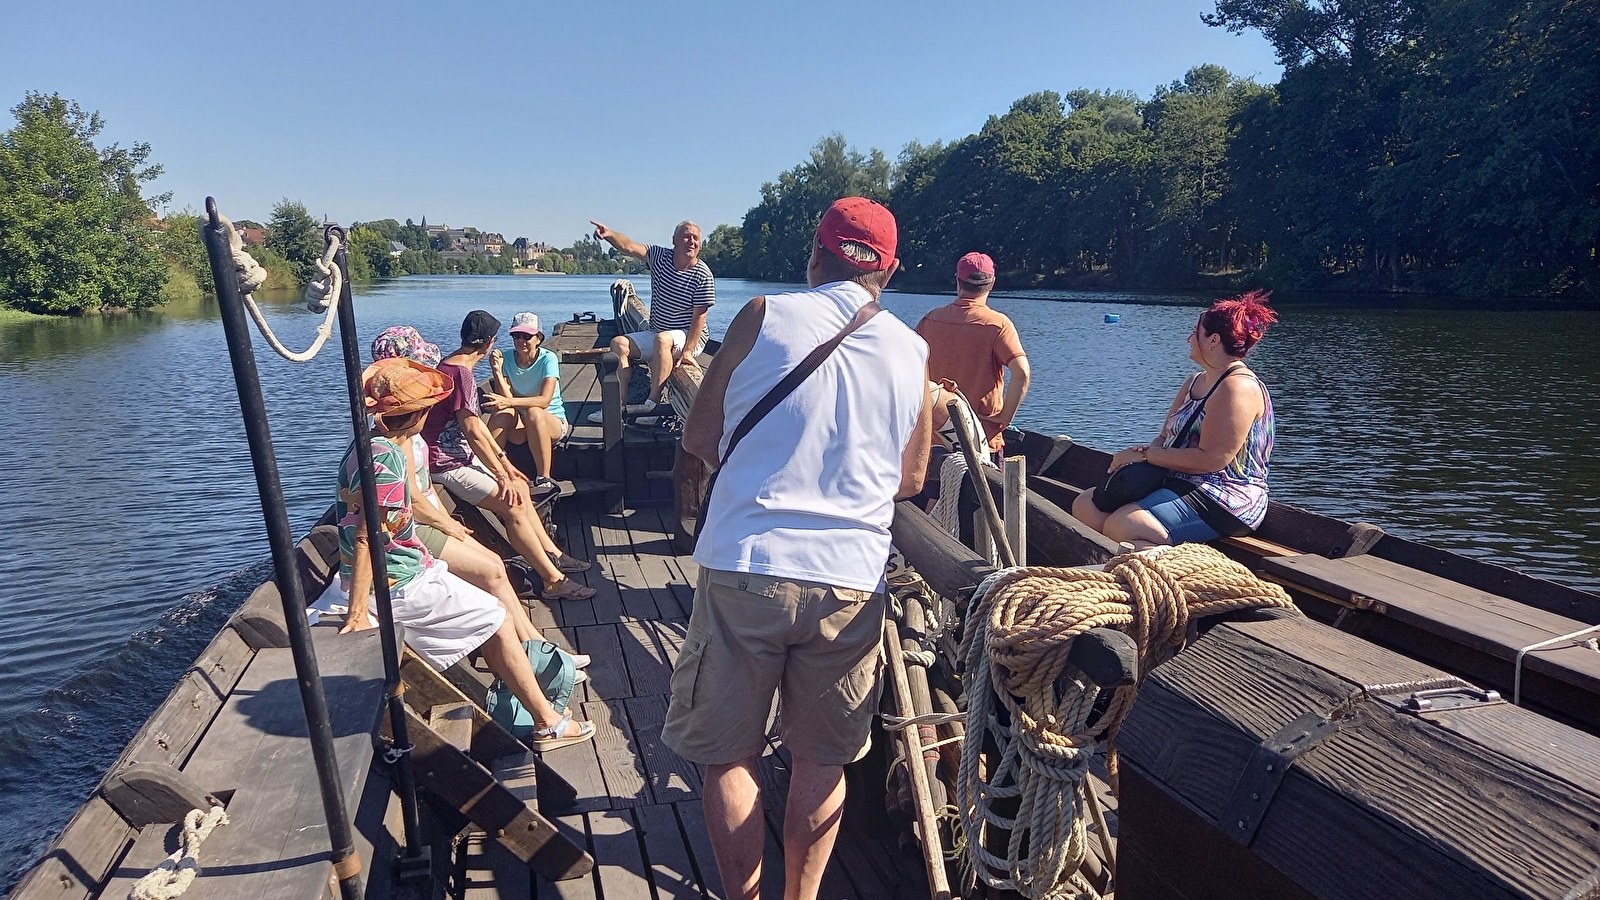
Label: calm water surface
xmin=1 ymin=275 xmax=1597 ymax=886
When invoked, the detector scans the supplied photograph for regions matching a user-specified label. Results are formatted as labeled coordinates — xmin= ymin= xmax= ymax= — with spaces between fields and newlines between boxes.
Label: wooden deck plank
xmin=534 ymin=815 xmax=598 ymax=900
xmin=596 ymin=513 xmax=667 ymax=621
xmin=635 ymin=803 xmax=704 ymax=900
xmin=572 ymin=506 xmax=630 ymax=625
xmin=552 ymin=503 xmax=599 ymax=629
xmin=587 ymin=809 xmax=654 ymax=900
xmin=624 ymin=694 xmax=701 ymax=804
xmin=583 ymin=699 xmax=650 ymax=807
xmin=538 ymin=703 xmax=611 ymax=815
xmin=674 ymin=800 xmax=728 ymax=900
xmin=619 ymin=620 xmax=674 ymax=697
xmin=103 ymin=629 xmax=388 ymax=900
xmin=462 ymin=828 xmax=533 ymax=900
xmin=573 ymin=623 xmax=630 ymax=701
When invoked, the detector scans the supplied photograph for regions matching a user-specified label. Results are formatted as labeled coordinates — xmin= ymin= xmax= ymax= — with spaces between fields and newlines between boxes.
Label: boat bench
xmin=100 ymin=626 xmax=393 ymax=900
xmin=1262 ymin=553 xmax=1600 ymax=711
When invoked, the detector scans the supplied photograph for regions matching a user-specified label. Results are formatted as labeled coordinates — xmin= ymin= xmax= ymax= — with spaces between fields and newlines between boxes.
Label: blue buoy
xmin=1104 ymin=314 xmax=1120 ymax=323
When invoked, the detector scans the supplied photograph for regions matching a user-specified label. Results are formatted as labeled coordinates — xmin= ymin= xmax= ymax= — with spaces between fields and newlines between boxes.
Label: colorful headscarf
xmin=370 ymin=325 xmax=442 ymax=367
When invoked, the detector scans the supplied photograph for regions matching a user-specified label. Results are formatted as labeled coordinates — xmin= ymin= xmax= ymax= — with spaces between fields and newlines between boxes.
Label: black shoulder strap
xmin=717 ymin=299 xmax=883 ymax=468
xmin=1170 ymin=364 xmax=1242 ymax=447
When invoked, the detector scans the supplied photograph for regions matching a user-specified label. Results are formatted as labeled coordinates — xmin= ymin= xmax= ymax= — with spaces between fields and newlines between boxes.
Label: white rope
xmin=212 ymin=213 xmax=341 ymax=363
xmin=128 ymin=806 xmax=229 ymax=900
xmin=882 ymin=710 xmax=966 ymax=729
xmin=1514 ymin=623 xmax=1600 ymax=705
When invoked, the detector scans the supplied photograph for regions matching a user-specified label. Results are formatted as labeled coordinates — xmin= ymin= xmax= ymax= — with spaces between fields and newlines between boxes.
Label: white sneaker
xmin=570 ymin=654 xmax=591 ymax=669
xmin=586 ymin=409 xmax=604 ymax=424
xmin=575 ymin=670 xmax=589 ymax=685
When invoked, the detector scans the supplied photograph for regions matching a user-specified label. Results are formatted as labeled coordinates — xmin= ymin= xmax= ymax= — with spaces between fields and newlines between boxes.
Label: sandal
xmin=542 ymin=578 xmax=596 ymax=602
xmin=531 ymin=713 xmax=595 ymax=751
xmin=549 ymin=551 xmax=592 ymax=574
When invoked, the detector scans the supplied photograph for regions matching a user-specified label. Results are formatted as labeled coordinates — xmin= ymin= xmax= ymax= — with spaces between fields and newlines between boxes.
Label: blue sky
xmin=1 ymin=1 xmax=1279 ymax=246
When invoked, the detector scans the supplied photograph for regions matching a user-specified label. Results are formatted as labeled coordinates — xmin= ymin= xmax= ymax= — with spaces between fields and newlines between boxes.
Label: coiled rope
xmin=128 ymin=805 xmax=229 ymax=900
xmin=956 ymin=543 xmax=1294 ymax=900
xmin=211 ymin=213 xmax=342 ymax=362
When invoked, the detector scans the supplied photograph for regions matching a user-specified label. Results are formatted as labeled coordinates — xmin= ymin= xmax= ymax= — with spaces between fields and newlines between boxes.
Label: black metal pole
xmin=326 ymin=225 xmax=430 ymax=875
xmin=201 ymin=199 xmax=364 ymax=900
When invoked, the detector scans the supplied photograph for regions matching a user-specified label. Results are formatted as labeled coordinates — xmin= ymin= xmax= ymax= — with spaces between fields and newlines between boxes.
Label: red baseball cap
xmin=816 ymin=197 xmax=896 ymax=272
xmin=956 ymin=252 xmax=995 ymax=285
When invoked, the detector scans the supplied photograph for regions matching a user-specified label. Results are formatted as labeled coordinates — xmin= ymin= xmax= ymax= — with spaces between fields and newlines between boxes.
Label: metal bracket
xmin=1384 ymin=686 xmax=1504 ymax=715
xmin=1220 ymin=712 xmax=1342 ymax=845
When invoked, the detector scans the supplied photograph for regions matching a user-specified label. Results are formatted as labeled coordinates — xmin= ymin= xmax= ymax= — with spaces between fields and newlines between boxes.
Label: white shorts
xmin=321 ymin=560 xmax=505 ymax=671
xmin=433 ymin=458 xmax=499 ymax=505
xmin=623 ymin=329 xmax=706 ymax=363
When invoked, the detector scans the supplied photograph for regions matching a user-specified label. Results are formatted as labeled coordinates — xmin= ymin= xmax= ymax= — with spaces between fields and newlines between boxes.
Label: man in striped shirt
xmin=587 ymin=219 xmax=715 ymax=420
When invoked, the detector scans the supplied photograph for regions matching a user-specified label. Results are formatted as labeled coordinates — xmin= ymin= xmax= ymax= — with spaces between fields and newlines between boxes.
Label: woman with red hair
xmin=1074 ymin=291 xmax=1278 ymax=547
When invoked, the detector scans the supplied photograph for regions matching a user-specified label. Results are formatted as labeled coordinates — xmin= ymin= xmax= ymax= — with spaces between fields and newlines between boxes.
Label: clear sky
xmin=1 ymin=0 xmax=1280 ymax=245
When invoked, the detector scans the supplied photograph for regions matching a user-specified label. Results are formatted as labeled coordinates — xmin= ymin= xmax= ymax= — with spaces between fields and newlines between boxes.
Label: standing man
xmin=915 ymin=252 xmax=1031 ymax=454
xmin=586 ymin=219 xmax=715 ymax=421
xmin=662 ymin=198 xmax=931 ymax=900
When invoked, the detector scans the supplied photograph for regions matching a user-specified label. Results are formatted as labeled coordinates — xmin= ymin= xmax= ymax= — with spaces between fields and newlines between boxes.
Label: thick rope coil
xmin=210 ymin=213 xmax=341 ymax=363
xmin=956 ymin=543 xmax=1293 ymax=900
xmin=128 ymin=805 xmax=229 ymax=900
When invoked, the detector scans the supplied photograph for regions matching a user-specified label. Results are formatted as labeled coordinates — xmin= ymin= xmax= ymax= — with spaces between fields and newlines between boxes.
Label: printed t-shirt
xmin=915 ymin=299 xmax=1026 ymax=449
xmin=337 ymin=435 xmax=431 ymax=591
xmin=645 ymin=245 xmax=715 ymax=331
xmin=505 ymin=346 xmax=566 ymax=422
xmin=421 ymin=360 xmax=478 ymax=474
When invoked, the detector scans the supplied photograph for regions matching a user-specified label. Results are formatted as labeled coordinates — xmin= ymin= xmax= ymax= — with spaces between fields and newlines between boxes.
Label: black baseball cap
xmin=461 ymin=309 xmax=501 ymax=344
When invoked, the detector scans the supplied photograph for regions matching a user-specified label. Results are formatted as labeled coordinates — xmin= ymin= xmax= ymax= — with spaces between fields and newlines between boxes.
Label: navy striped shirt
xmin=646 ymin=245 xmax=715 ymax=331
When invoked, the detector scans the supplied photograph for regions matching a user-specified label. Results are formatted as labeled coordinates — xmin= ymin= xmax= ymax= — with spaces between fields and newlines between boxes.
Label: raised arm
xmin=683 ymin=297 xmax=766 ymax=464
xmin=590 ymin=221 xmax=649 ymax=261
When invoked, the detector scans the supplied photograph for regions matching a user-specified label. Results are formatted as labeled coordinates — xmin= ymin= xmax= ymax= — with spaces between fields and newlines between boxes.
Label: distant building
xmin=512 ymin=238 xmax=553 ymax=263
xmin=388 ymin=241 xmax=406 ymax=257
xmin=240 ymin=227 xmax=267 ymax=247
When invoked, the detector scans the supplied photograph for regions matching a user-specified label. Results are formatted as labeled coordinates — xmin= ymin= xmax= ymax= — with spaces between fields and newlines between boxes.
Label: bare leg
xmin=521 ymin=407 xmax=562 ymax=478
xmin=439 ymin=535 xmax=541 ymax=643
xmin=1103 ymin=504 xmax=1172 ymax=549
xmin=704 ymin=757 xmax=765 ymax=900
xmin=649 ymin=331 xmax=675 ymax=404
xmin=1072 ymin=488 xmax=1113 ymax=534
xmin=486 ymin=409 xmax=519 ymax=449
xmin=610 ymin=335 xmax=637 ymax=404
xmin=783 ymin=754 xmax=846 ymax=900
xmin=477 ymin=620 xmax=581 ymax=734
xmin=475 ymin=493 xmax=569 ymax=589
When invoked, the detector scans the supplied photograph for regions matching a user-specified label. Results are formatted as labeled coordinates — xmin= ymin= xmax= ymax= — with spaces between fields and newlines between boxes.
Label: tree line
xmin=705 ymin=0 xmax=1599 ymax=299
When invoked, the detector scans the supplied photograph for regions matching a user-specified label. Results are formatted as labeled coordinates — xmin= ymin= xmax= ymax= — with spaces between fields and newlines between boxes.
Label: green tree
xmin=0 ymin=92 xmax=170 ymax=313
xmin=347 ymin=226 xmax=395 ymax=281
xmin=266 ymin=199 xmax=321 ymax=285
xmin=160 ymin=210 xmax=213 ymax=294
xmin=701 ymin=224 xmax=745 ymax=275
xmin=739 ymin=134 xmax=892 ymax=281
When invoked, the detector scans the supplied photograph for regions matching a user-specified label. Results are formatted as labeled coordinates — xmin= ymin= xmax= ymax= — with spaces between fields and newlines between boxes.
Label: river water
xmin=1 ymin=275 xmax=1597 ymax=887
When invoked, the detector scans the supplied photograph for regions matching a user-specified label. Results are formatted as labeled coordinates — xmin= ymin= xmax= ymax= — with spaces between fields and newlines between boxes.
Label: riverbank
xmin=0 ymin=307 xmax=49 ymax=325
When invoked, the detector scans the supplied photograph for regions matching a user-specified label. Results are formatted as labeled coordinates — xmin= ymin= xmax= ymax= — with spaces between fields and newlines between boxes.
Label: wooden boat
xmin=16 ymin=286 xmax=1600 ymax=900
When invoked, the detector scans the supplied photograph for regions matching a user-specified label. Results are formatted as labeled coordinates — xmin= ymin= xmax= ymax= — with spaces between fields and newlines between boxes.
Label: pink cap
xmin=816 ymin=198 xmax=897 ymax=272
xmin=956 ymin=252 xmax=995 ymax=285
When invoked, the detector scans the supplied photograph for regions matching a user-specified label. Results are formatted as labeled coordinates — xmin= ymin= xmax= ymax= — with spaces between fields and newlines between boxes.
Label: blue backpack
xmin=485 ymin=639 xmax=578 ymax=740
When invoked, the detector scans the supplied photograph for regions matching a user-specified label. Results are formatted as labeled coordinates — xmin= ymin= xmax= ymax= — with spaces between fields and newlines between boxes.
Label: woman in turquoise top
xmin=485 ymin=312 xmax=568 ymax=486
xmin=1074 ymin=291 xmax=1278 ymax=548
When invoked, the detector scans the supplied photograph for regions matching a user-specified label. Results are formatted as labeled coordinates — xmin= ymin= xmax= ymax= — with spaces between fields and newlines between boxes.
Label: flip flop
xmin=549 ymin=551 xmax=592 ymax=574
xmin=531 ymin=713 xmax=595 ymax=751
xmin=542 ymin=578 xmax=596 ymax=601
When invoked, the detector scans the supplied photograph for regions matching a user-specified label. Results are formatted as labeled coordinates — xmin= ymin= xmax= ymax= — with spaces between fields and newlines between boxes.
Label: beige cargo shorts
xmin=661 ymin=567 xmax=886 ymax=767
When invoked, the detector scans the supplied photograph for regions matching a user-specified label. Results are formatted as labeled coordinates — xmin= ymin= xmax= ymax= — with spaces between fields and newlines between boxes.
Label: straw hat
xmin=362 ymin=358 xmax=453 ymax=419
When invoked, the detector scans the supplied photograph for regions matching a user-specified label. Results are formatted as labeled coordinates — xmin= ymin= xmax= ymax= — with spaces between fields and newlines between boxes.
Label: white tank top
xmin=693 ymin=281 xmax=929 ymax=591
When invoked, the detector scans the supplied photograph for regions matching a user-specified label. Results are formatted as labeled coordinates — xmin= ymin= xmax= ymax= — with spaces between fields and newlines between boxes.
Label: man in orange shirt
xmin=914 ymin=252 xmax=1031 ymax=453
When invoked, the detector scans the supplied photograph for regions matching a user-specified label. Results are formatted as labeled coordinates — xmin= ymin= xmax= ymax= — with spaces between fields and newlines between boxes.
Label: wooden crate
xmin=1115 ymin=615 xmax=1600 ymax=900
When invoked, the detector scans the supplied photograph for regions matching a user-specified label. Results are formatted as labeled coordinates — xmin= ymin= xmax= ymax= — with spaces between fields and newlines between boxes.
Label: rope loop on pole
xmin=128 ymin=805 xmax=229 ymax=900
xmin=206 ymin=213 xmax=342 ymax=363
xmin=955 ymin=543 xmax=1296 ymax=900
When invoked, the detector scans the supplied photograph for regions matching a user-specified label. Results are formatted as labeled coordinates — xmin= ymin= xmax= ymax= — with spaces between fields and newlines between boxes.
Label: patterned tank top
xmin=1166 ymin=370 xmax=1275 ymax=528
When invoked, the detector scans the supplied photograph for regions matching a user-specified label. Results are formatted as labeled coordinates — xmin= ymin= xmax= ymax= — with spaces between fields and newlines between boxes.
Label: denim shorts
xmin=1137 ymin=487 xmax=1222 ymax=544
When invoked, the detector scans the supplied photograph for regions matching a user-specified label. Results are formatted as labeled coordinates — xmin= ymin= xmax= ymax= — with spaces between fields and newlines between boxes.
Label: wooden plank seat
xmin=1262 ymin=553 xmax=1600 ymax=713
xmin=100 ymin=628 xmax=391 ymax=900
